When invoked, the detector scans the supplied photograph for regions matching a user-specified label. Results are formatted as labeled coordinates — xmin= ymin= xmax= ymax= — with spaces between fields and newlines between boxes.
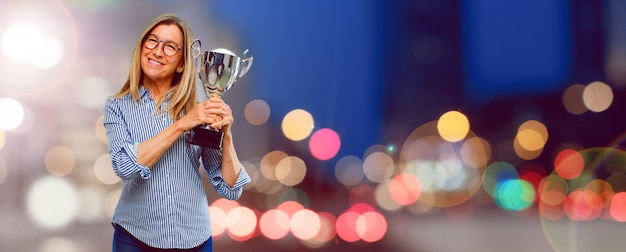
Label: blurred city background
xmin=0 ymin=0 xmax=625 ymax=251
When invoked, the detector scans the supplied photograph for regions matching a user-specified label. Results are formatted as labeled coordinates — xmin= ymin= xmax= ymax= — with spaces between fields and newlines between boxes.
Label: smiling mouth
xmin=148 ymin=58 xmax=164 ymax=65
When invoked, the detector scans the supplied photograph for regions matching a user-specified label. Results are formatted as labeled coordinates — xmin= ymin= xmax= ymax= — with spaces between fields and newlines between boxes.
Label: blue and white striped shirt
xmin=103 ymin=86 xmax=251 ymax=249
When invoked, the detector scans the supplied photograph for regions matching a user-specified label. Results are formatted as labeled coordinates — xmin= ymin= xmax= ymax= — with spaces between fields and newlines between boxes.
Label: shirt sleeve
xmin=202 ymin=147 xmax=251 ymax=200
xmin=103 ymin=97 xmax=152 ymax=180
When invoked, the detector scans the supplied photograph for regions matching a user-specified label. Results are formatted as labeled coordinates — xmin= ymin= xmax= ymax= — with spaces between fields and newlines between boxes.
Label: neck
xmin=144 ymin=79 xmax=171 ymax=102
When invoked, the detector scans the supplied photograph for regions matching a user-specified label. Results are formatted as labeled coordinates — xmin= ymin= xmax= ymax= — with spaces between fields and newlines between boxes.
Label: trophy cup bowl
xmin=185 ymin=39 xmax=253 ymax=149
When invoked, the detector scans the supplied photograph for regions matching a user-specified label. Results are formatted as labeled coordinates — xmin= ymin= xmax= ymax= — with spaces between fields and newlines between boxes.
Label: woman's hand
xmin=177 ymin=95 xmax=233 ymax=132
xmin=178 ymin=101 xmax=214 ymax=131
xmin=206 ymin=95 xmax=234 ymax=132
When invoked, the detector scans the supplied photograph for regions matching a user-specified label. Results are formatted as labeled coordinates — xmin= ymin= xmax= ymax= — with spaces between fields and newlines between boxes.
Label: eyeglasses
xmin=143 ymin=34 xmax=182 ymax=56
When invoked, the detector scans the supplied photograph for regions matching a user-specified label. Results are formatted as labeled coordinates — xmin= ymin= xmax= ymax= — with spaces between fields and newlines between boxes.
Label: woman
xmin=103 ymin=13 xmax=251 ymax=251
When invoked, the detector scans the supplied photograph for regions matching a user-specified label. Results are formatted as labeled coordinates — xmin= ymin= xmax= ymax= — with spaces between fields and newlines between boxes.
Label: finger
xmin=210 ymin=115 xmax=233 ymax=129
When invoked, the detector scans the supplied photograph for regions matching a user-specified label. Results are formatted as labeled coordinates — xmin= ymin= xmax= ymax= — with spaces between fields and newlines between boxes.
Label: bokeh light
xmin=388 ymin=173 xmax=422 ymax=206
xmin=460 ymin=136 xmax=491 ymax=168
xmin=1 ymin=24 xmax=43 ymax=61
xmin=275 ymin=156 xmax=307 ymax=186
xmin=226 ymin=206 xmax=257 ymax=240
xmin=335 ymin=155 xmax=365 ymax=187
xmin=259 ymin=209 xmax=290 ymax=240
xmin=483 ymin=162 xmax=519 ymax=198
xmin=0 ymin=97 xmax=25 ymax=130
xmin=516 ymin=120 xmax=548 ymax=152
xmin=363 ymin=151 xmax=394 ymax=183
xmin=244 ymin=99 xmax=271 ymax=125
xmin=582 ymin=81 xmax=613 ymax=112
xmin=281 ymin=109 xmax=314 ymax=141
xmin=399 ymin=122 xmax=484 ymax=208
xmin=10 ymin=103 xmax=35 ymax=134
xmin=553 ymin=149 xmax=584 ymax=180
xmin=26 ymin=176 xmax=78 ymax=229
xmin=375 ymin=180 xmax=403 ymax=212
xmin=336 ymin=203 xmax=387 ymax=243
xmin=437 ymin=110 xmax=470 ymax=142
xmin=357 ymin=211 xmax=387 ymax=242
xmin=208 ymin=206 xmax=228 ymax=237
xmin=44 ymin=145 xmax=76 ymax=176
xmin=302 ymin=212 xmax=336 ymax=248
xmin=1 ymin=24 xmax=65 ymax=69
xmin=336 ymin=210 xmax=361 ymax=242
xmin=291 ymin=209 xmax=321 ymax=240
xmin=309 ymin=128 xmax=341 ymax=161
xmin=562 ymin=84 xmax=588 ymax=115
xmin=563 ymin=189 xmax=603 ymax=221
xmin=93 ymin=154 xmax=120 ymax=185
xmin=493 ymin=179 xmax=536 ymax=211
xmin=609 ymin=192 xmax=626 ymax=222
xmin=260 ymin=150 xmax=289 ymax=181
xmin=95 ymin=115 xmax=107 ymax=143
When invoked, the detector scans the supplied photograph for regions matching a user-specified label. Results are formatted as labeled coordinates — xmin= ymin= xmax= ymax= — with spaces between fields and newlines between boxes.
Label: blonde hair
xmin=114 ymin=13 xmax=196 ymax=121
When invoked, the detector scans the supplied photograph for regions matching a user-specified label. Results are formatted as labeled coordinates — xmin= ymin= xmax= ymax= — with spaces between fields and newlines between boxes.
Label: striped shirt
xmin=103 ymin=86 xmax=251 ymax=249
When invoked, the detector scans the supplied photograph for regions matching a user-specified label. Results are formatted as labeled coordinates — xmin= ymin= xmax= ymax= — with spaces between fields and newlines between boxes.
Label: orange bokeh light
xmin=563 ymin=190 xmax=602 ymax=221
xmin=554 ymin=149 xmax=584 ymax=180
xmin=226 ymin=206 xmax=258 ymax=241
xmin=389 ymin=173 xmax=421 ymax=206
xmin=610 ymin=192 xmax=626 ymax=222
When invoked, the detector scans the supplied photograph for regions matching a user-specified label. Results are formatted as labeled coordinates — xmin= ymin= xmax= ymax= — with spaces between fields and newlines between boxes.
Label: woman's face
xmin=140 ymin=24 xmax=184 ymax=85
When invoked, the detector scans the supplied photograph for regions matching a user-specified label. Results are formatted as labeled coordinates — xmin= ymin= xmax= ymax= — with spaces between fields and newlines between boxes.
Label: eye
xmin=165 ymin=43 xmax=177 ymax=51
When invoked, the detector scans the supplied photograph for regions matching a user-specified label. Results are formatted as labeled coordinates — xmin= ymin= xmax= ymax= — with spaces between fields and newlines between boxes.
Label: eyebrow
xmin=148 ymin=33 xmax=182 ymax=46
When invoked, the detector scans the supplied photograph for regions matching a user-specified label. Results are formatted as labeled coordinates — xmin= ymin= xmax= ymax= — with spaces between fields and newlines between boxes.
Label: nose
xmin=152 ymin=42 xmax=165 ymax=57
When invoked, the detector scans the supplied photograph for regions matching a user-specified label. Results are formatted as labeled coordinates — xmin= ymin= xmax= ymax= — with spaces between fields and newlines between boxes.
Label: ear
xmin=176 ymin=63 xmax=184 ymax=73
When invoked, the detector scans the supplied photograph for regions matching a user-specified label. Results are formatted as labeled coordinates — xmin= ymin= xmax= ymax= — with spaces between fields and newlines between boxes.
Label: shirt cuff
xmin=231 ymin=164 xmax=252 ymax=189
xmin=126 ymin=142 xmax=151 ymax=179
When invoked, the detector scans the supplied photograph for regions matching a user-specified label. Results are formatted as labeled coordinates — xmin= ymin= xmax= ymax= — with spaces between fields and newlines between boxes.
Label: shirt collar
xmin=139 ymin=85 xmax=173 ymax=103
xmin=138 ymin=85 xmax=150 ymax=101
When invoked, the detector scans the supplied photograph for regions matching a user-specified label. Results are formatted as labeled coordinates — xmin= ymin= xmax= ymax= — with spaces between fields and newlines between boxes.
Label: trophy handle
xmin=238 ymin=49 xmax=254 ymax=79
xmin=191 ymin=39 xmax=202 ymax=61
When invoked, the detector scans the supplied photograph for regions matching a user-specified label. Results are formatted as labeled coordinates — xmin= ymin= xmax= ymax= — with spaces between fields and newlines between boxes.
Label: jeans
xmin=112 ymin=224 xmax=213 ymax=252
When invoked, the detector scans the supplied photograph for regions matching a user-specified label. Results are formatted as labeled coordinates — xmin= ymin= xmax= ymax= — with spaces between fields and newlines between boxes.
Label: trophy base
xmin=186 ymin=126 xmax=223 ymax=150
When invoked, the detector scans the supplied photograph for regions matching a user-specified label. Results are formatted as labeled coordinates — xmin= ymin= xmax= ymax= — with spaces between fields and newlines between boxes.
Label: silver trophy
xmin=186 ymin=39 xmax=253 ymax=149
